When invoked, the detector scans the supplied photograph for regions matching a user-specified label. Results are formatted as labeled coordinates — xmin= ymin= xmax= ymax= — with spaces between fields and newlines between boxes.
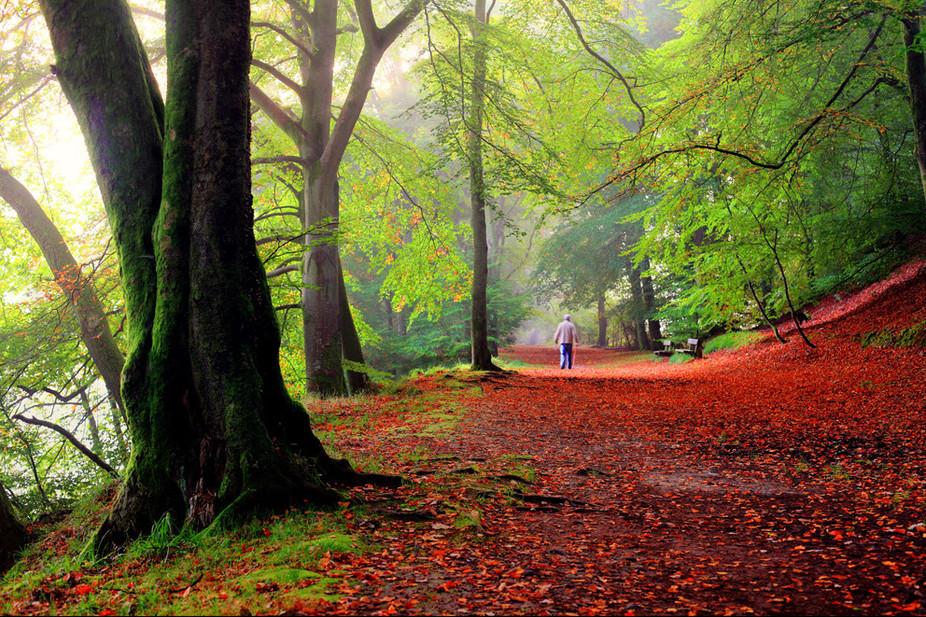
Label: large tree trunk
xmin=0 ymin=481 xmax=25 ymax=570
xmin=0 ymin=168 xmax=126 ymax=414
xmin=903 ymin=10 xmax=926 ymax=202
xmin=42 ymin=0 xmax=369 ymax=552
xmin=597 ymin=294 xmax=608 ymax=347
xmin=302 ymin=164 xmax=348 ymax=396
xmin=468 ymin=0 xmax=499 ymax=371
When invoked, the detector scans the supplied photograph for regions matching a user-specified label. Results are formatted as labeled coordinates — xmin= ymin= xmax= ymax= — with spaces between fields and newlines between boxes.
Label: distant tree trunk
xmin=639 ymin=258 xmax=662 ymax=343
xmin=468 ymin=0 xmax=500 ymax=371
xmin=109 ymin=397 xmax=129 ymax=462
xmin=0 ymin=481 xmax=25 ymax=570
xmin=628 ymin=265 xmax=651 ymax=350
xmin=903 ymin=10 xmax=926 ymax=203
xmin=596 ymin=295 xmax=608 ymax=347
xmin=303 ymin=162 xmax=348 ymax=396
xmin=339 ymin=268 xmax=370 ymax=393
xmin=487 ymin=200 xmax=506 ymax=357
xmin=0 ymin=167 xmax=126 ymax=414
xmin=621 ymin=321 xmax=637 ymax=349
xmin=42 ymin=0 xmax=375 ymax=551
xmin=248 ymin=0 xmax=423 ymax=397
xmin=79 ymin=389 xmax=103 ymax=455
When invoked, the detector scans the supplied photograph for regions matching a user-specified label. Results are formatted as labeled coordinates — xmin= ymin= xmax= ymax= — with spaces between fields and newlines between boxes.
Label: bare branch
xmin=554 ymin=0 xmax=645 ymax=129
xmin=13 ymin=414 xmax=119 ymax=478
xmin=251 ymin=58 xmax=302 ymax=95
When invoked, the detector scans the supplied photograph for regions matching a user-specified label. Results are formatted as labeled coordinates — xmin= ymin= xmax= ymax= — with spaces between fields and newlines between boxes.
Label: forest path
xmin=397 ymin=342 xmax=926 ymax=616
xmin=322 ymin=263 xmax=926 ymax=616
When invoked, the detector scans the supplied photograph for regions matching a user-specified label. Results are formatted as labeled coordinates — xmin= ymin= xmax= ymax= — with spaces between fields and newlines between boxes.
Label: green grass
xmin=0 ymin=492 xmax=370 ymax=616
xmin=704 ymin=331 xmax=763 ymax=354
xmin=860 ymin=319 xmax=926 ymax=349
xmin=669 ymin=352 xmax=694 ymax=364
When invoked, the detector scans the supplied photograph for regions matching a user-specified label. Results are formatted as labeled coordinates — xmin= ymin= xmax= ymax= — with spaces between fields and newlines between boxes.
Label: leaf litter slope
xmin=321 ymin=259 xmax=926 ymax=616
xmin=5 ymin=260 xmax=926 ymax=616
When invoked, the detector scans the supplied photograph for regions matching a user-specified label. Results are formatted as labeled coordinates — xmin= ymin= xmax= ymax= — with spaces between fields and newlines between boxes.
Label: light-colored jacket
xmin=554 ymin=320 xmax=579 ymax=345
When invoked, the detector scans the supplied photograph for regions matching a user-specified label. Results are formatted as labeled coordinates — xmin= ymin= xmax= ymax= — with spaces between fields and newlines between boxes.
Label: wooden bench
xmin=677 ymin=338 xmax=703 ymax=358
xmin=653 ymin=340 xmax=674 ymax=357
xmin=653 ymin=338 xmax=703 ymax=359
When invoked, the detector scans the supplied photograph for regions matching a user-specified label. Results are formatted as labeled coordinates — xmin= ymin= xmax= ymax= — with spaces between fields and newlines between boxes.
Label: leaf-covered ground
xmin=3 ymin=260 xmax=926 ymax=615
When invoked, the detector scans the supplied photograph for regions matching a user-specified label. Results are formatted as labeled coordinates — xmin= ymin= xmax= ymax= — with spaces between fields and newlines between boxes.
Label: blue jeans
xmin=560 ymin=343 xmax=573 ymax=369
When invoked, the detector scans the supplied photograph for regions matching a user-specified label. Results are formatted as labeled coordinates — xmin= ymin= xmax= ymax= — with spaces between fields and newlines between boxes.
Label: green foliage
xmin=860 ymin=320 xmax=926 ymax=349
xmin=622 ymin=0 xmax=926 ymax=335
xmin=704 ymin=331 xmax=763 ymax=354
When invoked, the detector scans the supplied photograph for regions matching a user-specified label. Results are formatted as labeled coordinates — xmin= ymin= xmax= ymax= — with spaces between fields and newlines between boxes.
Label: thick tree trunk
xmin=303 ymin=165 xmax=347 ymax=396
xmin=903 ymin=12 xmax=926 ymax=202
xmin=596 ymin=295 xmax=608 ymax=347
xmin=0 ymin=482 xmax=25 ymax=570
xmin=0 ymin=168 xmax=126 ymax=414
xmin=42 ymin=0 xmax=372 ymax=552
xmin=468 ymin=0 xmax=500 ymax=371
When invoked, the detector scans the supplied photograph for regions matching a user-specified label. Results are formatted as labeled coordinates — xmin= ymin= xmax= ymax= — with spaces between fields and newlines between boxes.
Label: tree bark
xmin=903 ymin=10 xmax=926 ymax=202
xmin=597 ymin=294 xmax=608 ymax=347
xmin=627 ymin=265 xmax=651 ymax=350
xmin=0 ymin=167 xmax=126 ymax=414
xmin=41 ymin=0 xmax=376 ymax=552
xmin=468 ymin=0 xmax=500 ymax=371
xmin=0 ymin=481 xmax=25 ymax=570
xmin=639 ymin=258 xmax=662 ymax=343
xmin=339 ymin=264 xmax=371 ymax=393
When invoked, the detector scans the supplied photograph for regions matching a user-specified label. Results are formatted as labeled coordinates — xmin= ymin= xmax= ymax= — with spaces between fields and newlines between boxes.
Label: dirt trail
xmin=322 ymin=262 xmax=926 ymax=616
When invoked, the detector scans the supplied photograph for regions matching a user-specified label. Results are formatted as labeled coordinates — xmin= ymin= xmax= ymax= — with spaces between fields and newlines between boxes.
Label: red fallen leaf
xmin=896 ymin=601 xmax=921 ymax=612
xmin=98 ymin=610 xmax=116 ymax=617
xmin=261 ymin=527 xmax=271 ymax=537
xmin=72 ymin=584 xmax=93 ymax=596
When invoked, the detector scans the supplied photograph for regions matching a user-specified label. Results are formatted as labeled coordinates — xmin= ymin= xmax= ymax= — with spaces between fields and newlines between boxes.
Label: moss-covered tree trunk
xmin=41 ymin=0 xmax=367 ymax=552
xmin=468 ymin=0 xmax=500 ymax=371
xmin=903 ymin=9 xmax=926 ymax=203
xmin=0 ymin=481 xmax=25 ymax=569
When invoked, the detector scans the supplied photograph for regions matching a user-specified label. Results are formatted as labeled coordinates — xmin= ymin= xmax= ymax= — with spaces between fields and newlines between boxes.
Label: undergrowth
xmin=860 ymin=320 xmax=926 ymax=349
xmin=1 ymin=368 xmax=491 ymax=616
xmin=704 ymin=331 xmax=763 ymax=354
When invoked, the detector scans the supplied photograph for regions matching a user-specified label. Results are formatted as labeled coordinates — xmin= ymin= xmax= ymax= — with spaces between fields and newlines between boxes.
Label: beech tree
xmin=466 ymin=0 xmax=498 ymax=370
xmin=250 ymin=0 xmax=426 ymax=396
xmin=39 ymin=0 xmax=379 ymax=550
xmin=0 ymin=167 xmax=125 ymax=414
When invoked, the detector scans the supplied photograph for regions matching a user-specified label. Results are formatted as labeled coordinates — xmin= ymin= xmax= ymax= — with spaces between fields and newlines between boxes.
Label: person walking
xmin=554 ymin=314 xmax=579 ymax=369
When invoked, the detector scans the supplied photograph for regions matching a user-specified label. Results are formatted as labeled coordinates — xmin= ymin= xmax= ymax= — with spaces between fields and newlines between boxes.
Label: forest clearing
xmin=3 ymin=0 xmax=926 ymax=614
xmin=2 ymin=259 xmax=925 ymax=615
